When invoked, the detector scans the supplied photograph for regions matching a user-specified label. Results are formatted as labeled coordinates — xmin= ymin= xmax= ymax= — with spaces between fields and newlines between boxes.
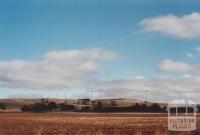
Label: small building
xmin=78 ymin=99 xmax=91 ymax=105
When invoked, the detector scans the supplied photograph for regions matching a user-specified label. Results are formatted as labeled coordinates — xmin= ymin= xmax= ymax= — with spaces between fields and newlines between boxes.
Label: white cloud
xmin=96 ymin=76 xmax=200 ymax=103
xmin=2 ymin=48 xmax=200 ymax=103
xmin=135 ymin=76 xmax=145 ymax=79
xmin=7 ymin=93 xmax=43 ymax=99
xmin=43 ymin=48 xmax=119 ymax=61
xmin=140 ymin=12 xmax=200 ymax=39
xmin=0 ymin=48 xmax=119 ymax=89
xmin=186 ymin=53 xmax=193 ymax=58
xmin=184 ymin=74 xmax=192 ymax=78
xmin=90 ymin=59 xmax=200 ymax=102
xmin=157 ymin=59 xmax=200 ymax=73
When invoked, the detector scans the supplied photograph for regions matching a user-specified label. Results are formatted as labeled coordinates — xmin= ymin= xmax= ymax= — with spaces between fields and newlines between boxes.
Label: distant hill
xmin=0 ymin=98 xmax=167 ymax=111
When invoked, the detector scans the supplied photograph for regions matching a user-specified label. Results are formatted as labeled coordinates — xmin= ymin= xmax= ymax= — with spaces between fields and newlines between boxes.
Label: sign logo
xmin=167 ymin=99 xmax=197 ymax=131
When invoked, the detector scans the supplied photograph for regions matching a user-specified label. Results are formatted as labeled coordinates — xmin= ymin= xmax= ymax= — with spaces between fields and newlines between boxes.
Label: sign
xmin=168 ymin=116 xmax=196 ymax=131
xmin=167 ymin=99 xmax=197 ymax=131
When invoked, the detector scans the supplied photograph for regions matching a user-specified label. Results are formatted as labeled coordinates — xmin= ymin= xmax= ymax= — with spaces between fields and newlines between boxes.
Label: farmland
xmin=0 ymin=113 xmax=199 ymax=135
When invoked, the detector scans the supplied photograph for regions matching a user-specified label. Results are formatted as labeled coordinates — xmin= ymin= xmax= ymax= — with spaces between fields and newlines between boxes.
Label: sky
xmin=1 ymin=0 xmax=200 ymax=102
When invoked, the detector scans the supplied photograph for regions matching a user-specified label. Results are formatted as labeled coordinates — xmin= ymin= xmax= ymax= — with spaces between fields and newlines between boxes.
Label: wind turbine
xmin=64 ymin=84 xmax=70 ymax=104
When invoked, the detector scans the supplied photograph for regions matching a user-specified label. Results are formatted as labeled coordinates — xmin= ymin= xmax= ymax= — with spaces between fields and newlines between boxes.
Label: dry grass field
xmin=0 ymin=113 xmax=199 ymax=135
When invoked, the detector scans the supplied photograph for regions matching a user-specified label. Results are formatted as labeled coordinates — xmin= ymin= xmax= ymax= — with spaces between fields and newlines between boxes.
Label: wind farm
xmin=1 ymin=0 xmax=200 ymax=134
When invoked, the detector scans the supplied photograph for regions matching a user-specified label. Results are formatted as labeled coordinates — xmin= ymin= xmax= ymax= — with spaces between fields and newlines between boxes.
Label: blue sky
xmin=1 ymin=0 xmax=200 ymax=102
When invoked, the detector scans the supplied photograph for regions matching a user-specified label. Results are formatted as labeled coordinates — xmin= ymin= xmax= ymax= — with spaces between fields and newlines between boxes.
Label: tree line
xmin=0 ymin=103 xmax=6 ymax=110
xmin=21 ymin=99 xmax=74 ymax=112
xmin=21 ymin=99 xmax=200 ymax=113
xmin=20 ymin=99 xmax=166 ymax=113
xmin=94 ymin=102 xmax=166 ymax=112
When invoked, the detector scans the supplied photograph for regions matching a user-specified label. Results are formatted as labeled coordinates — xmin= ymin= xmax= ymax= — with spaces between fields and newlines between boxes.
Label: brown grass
xmin=0 ymin=113 xmax=199 ymax=135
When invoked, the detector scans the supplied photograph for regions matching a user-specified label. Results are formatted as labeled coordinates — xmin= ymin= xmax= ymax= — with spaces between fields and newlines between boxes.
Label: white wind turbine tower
xmin=64 ymin=84 xmax=70 ymax=104
xmin=99 ymin=88 xmax=102 ymax=100
xmin=90 ymin=77 xmax=98 ymax=100
xmin=122 ymin=88 xmax=127 ymax=99
xmin=145 ymin=89 xmax=149 ymax=104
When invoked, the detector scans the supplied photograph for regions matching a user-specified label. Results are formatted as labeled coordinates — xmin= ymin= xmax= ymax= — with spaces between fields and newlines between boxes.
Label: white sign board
xmin=168 ymin=116 xmax=196 ymax=131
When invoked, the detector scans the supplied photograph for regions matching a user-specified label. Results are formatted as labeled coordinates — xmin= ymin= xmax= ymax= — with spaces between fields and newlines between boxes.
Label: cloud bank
xmin=0 ymin=48 xmax=119 ymax=89
xmin=1 ymin=48 xmax=200 ymax=102
xmin=140 ymin=12 xmax=200 ymax=39
xmin=158 ymin=59 xmax=200 ymax=74
xmin=92 ymin=59 xmax=200 ymax=102
xmin=95 ymin=76 xmax=200 ymax=102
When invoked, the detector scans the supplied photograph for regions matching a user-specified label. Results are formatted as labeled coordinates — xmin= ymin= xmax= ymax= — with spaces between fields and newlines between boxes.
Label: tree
xmin=197 ymin=106 xmax=200 ymax=113
xmin=150 ymin=103 xmax=161 ymax=112
xmin=140 ymin=104 xmax=149 ymax=112
xmin=21 ymin=105 xmax=30 ymax=112
xmin=59 ymin=103 xmax=66 ymax=111
xmin=0 ymin=103 xmax=6 ymax=110
xmin=81 ymin=106 xmax=91 ymax=112
xmin=131 ymin=103 xmax=141 ymax=112
xmin=47 ymin=102 xmax=57 ymax=111
xmin=32 ymin=103 xmax=46 ymax=112
xmin=93 ymin=102 xmax=103 ymax=112
xmin=58 ymin=103 xmax=74 ymax=111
